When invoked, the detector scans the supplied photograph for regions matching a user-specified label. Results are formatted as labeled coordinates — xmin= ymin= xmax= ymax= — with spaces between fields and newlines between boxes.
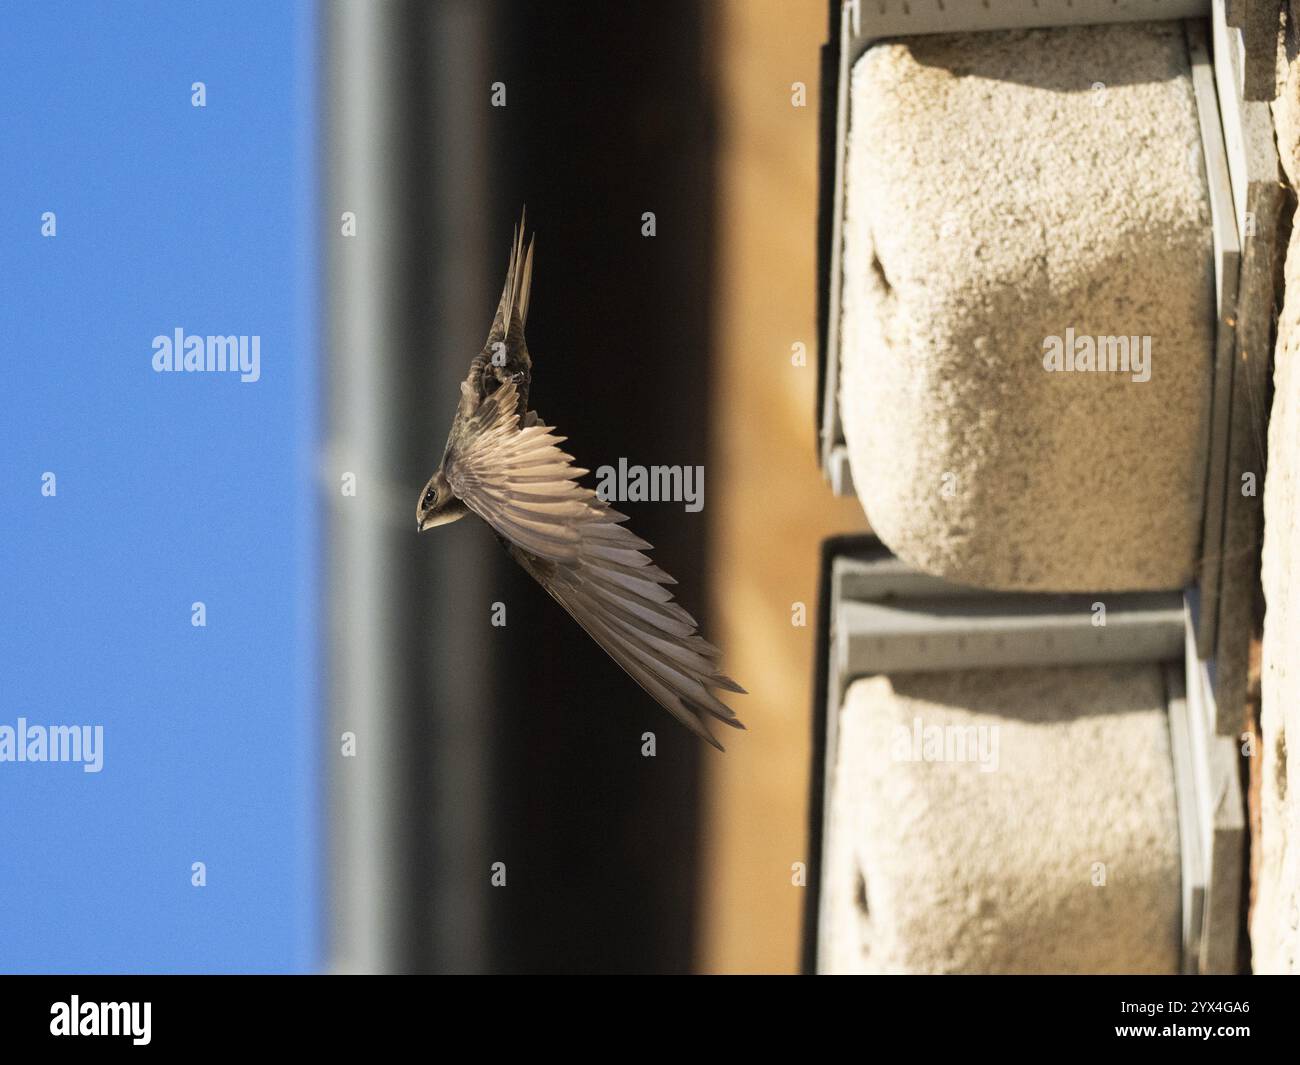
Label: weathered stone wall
xmin=1253 ymin=31 xmax=1300 ymax=975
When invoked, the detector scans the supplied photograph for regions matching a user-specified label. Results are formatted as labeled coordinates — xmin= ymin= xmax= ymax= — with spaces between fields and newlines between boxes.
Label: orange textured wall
xmin=699 ymin=0 xmax=867 ymax=974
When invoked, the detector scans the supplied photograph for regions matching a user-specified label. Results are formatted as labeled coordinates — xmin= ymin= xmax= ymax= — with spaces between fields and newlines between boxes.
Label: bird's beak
xmin=417 ymin=495 xmax=466 ymax=532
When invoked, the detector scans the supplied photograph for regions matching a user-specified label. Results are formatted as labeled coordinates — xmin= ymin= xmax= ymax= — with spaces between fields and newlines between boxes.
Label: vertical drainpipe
xmin=326 ymin=0 xmax=407 ymax=974
xmin=326 ymin=0 xmax=498 ymax=973
xmin=416 ymin=1 xmax=497 ymax=973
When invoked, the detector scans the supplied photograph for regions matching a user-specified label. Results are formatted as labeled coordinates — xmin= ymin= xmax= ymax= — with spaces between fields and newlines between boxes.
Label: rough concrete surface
xmin=822 ymin=665 xmax=1181 ymax=974
xmin=840 ymin=22 xmax=1214 ymax=592
xmin=1253 ymin=44 xmax=1300 ymax=975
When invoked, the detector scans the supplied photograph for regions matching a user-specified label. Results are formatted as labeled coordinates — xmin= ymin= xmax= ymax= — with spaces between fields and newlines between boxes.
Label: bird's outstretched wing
xmin=444 ymin=378 xmax=745 ymax=748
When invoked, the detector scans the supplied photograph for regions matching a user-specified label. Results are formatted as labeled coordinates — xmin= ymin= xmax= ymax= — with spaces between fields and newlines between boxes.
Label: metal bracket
xmin=808 ymin=537 xmax=1244 ymax=973
xmin=1188 ymin=21 xmax=1242 ymax=666
xmin=842 ymin=0 xmax=1210 ymax=37
xmin=833 ymin=554 xmax=1186 ymax=682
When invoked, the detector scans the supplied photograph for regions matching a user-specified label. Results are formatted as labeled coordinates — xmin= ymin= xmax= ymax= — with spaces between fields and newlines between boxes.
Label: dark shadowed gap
xmin=481 ymin=0 xmax=716 ymax=973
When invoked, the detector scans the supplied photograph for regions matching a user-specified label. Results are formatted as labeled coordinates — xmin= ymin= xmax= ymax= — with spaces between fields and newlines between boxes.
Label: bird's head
xmin=416 ymin=470 xmax=467 ymax=532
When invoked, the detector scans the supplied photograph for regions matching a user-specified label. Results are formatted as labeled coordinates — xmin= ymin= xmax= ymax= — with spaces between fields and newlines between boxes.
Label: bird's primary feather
xmin=489 ymin=210 xmax=535 ymax=348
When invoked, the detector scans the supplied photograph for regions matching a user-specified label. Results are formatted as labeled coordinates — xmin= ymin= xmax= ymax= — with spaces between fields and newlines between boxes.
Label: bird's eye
xmin=424 ymin=487 xmax=437 ymax=508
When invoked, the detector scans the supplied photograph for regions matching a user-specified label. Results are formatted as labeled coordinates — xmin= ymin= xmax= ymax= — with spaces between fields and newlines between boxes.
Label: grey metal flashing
xmin=1180 ymin=614 xmax=1248 ymax=972
xmin=1166 ymin=663 xmax=1207 ymax=974
xmin=817 ymin=0 xmax=855 ymax=492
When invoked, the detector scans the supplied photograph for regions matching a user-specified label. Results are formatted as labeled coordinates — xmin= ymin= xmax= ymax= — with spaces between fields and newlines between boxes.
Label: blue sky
xmin=0 ymin=1 xmax=320 ymax=972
